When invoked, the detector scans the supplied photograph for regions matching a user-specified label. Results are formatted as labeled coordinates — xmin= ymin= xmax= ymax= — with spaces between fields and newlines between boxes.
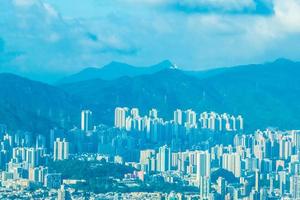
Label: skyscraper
xmin=291 ymin=175 xmax=300 ymax=199
xmin=54 ymin=138 xmax=69 ymax=161
xmin=44 ymin=173 xmax=62 ymax=189
xmin=222 ymin=152 xmax=241 ymax=177
xmin=185 ymin=109 xmax=197 ymax=128
xmin=174 ymin=109 xmax=183 ymax=125
xmin=157 ymin=145 xmax=171 ymax=172
xmin=81 ymin=110 xmax=93 ymax=132
xmin=29 ymin=166 xmax=48 ymax=183
xmin=114 ymin=107 xmax=129 ymax=129
xmin=237 ymin=115 xmax=244 ymax=130
xmin=26 ymin=148 xmax=37 ymax=167
xmin=217 ymin=177 xmax=226 ymax=198
xmin=199 ymin=176 xmax=210 ymax=199
xmin=130 ymin=108 xmax=139 ymax=119
xmin=196 ymin=150 xmax=211 ymax=198
xmin=196 ymin=151 xmax=211 ymax=182
xmin=149 ymin=109 xmax=158 ymax=119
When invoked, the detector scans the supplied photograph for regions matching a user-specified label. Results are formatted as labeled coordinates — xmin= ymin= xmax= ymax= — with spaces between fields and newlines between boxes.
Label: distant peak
xmin=107 ymin=61 xmax=129 ymax=66
xmin=82 ymin=67 xmax=99 ymax=71
xmin=155 ymin=60 xmax=178 ymax=69
xmin=102 ymin=61 xmax=132 ymax=70
xmin=170 ymin=63 xmax=178 ymax=69
xmin=273 ymin=58 xmax=294 ymax=64
xmin=159 ymin=59 xmax=173 ymax=65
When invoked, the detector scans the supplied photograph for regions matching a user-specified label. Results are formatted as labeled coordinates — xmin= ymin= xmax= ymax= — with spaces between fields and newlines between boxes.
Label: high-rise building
xmin=217 ymin=177 xmax=226 ymax=197
xmin=149 ymin=109 xmax=158 ymax=119
xmin=50 ymin=128 xmax=64 ymax=151
xmin=237 ymin=115 xmax=244 ymax=130
xmin=44 ymin=173 xmax=62 ymax=189
xmin=81 ymin=110 xmax=93 ymax=131
xmin=293 ymin=131 xmax=300 ymax=152
xmin=29 ymin=166 xmax=48 ymax=183
xmin=29 ymin=167 xmax=39 ymax=182
xmin=114 ymin=107 xmax=129 ymax=129
xmin=199 ymin=176 xmax=210 ymax=199
xmin=36 ymin=134 xmax=46 ymax=149
xmin=26 ymin=148 xmax=37 ymax=167
xmin=157 ymin=145 xmax=171 ymax=172
xmin=196 ymin=151 xmax=211 ymax=183
xmin=185 ymin=109 xmax=197 ymax=128
xmin=291 ymin=175 xmax=300 ymax=199
xmin=222 ymin=152 xmax=241 ymax=177
xmin=130 ymin=108 xmax=139 ymax=119
xmin=54 ymin=138 xmax=69 ymax=161
xmin=208 ymin=112 xmax=216 ymax=131
xmin=254 ymin=169 xmax=260 ymax=192
xmin=140 ymin=149 xmax=156 ymax=173
xmin=58 ymin=185 xmax=71 ymax=200
xmin=196 ymin=150 xmax=211 ymax=198
xmin=174 ymin=109 xmax=183 ymax=125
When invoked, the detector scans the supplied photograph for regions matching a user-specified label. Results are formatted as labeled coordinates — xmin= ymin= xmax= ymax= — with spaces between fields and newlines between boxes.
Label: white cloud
xmin=43 ymin=3 xmax=59 ymax=18
xmin=273 ymin=0 xmax=300 ymax=32
xmin=0 ymin=0 xmax=138 ymax=76
xmin=13 ymin=0 xmax=37 ymax=7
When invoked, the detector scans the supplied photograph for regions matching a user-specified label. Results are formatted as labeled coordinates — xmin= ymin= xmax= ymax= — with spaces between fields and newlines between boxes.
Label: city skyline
xmin=1 ymin=107 xmax=300 ymax=199
xmin=1 ymin=0 xmax=300 ymax=199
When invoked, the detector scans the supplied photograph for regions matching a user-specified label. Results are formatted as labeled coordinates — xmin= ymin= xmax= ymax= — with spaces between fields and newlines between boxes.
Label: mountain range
xmin=0 ymin=58 xmax=299 ymax=134
xmin=0 ymin=73 xmax=81 ymax=133
xmin=58 ymin=60 xmax=176 ymax=84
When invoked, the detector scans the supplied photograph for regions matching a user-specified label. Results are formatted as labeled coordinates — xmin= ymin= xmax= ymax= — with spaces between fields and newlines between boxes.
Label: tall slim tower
xmin=185 ymin=109 xmax=197 ymax=128
xmin=291 ymin=175 xmax=300 ymax=199
xmin=196 ymin=150 xmax=211 ymax=199
xmin=196 ymin=151 xmax=211 ymax=180
xmin=158 ymin=145 xmax=171 ymax=172
xmin=114 ymin=107 xmax=129 ymax=129
xmin=174 ymin=109 xmax=183 ymax=125
xmin=199 ymin=176 xmax=210 ymax=199
xmin=26 ymin=148 xmax=37 ymax=167
xmin=54 ymin=138 xmax=69 ymax=161
xmin=81 ymin=110 xmax=92 ymax=132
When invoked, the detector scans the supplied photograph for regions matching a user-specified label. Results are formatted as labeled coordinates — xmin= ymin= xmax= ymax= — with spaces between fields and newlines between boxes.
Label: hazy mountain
xmin=60 ymin=58 xmax=300 ymax=131
xmin=59 ymin=68 xmax=221 ymax=125
xmin=1 ymin=58 xmax=299 ymax=133
xmin=0 ymin=73 xmax=81 ymax=133
xmin=58 ymin=60 xmax=175 ymax=84
xmin=200 ymin=58 xmax=300 ymax=130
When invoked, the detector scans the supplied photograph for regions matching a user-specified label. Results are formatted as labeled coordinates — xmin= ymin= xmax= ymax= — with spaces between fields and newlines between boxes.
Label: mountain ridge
xmin=0 ymin=58 xmax=299 ymax=133
xmin=60 ymin=58 xmax=300 ymax=131
xmin=57 ymin=60 xmax=175 ymax=84
xmin=0 ymin=73 xmax=81 ymax=133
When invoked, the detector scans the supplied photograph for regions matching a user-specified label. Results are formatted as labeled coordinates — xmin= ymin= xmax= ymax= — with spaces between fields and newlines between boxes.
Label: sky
xmin=1 ymin=0 xmax=300 ymax=81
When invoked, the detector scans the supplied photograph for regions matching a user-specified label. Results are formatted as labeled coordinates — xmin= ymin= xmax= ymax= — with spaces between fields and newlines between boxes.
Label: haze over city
xmin=1 ymin=0 xmax=300 ymax=200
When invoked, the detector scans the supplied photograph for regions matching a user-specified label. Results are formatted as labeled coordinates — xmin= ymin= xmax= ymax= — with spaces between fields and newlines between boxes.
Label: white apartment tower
xmin=54 ymin=138 xmax=69 ymax=161
xmin=114 ymin=107 xmax=129 ymax=129
xmin=194 ymin=150 xmax=211 ymax=200
xmin=81 ymin=110 xmax=93 ymax=132
xmin=174 ymin=109 xmax=183 ymax=125
xmin=157 ymin=145 xmax=171 ymax=172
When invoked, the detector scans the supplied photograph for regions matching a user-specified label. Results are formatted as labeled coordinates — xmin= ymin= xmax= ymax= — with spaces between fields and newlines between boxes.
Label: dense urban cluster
xmin=0 ymin=107 xmax=299 ymax=199
xmin=133 ymin=129 xmax=300 ymax=199
xmin=114 ymin=107 xmax=244 ymax=133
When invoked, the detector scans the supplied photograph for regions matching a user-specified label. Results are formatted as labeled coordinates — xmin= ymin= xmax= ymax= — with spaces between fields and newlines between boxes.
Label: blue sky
xmin=1 ymin=0 xmax=300 ymax=80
